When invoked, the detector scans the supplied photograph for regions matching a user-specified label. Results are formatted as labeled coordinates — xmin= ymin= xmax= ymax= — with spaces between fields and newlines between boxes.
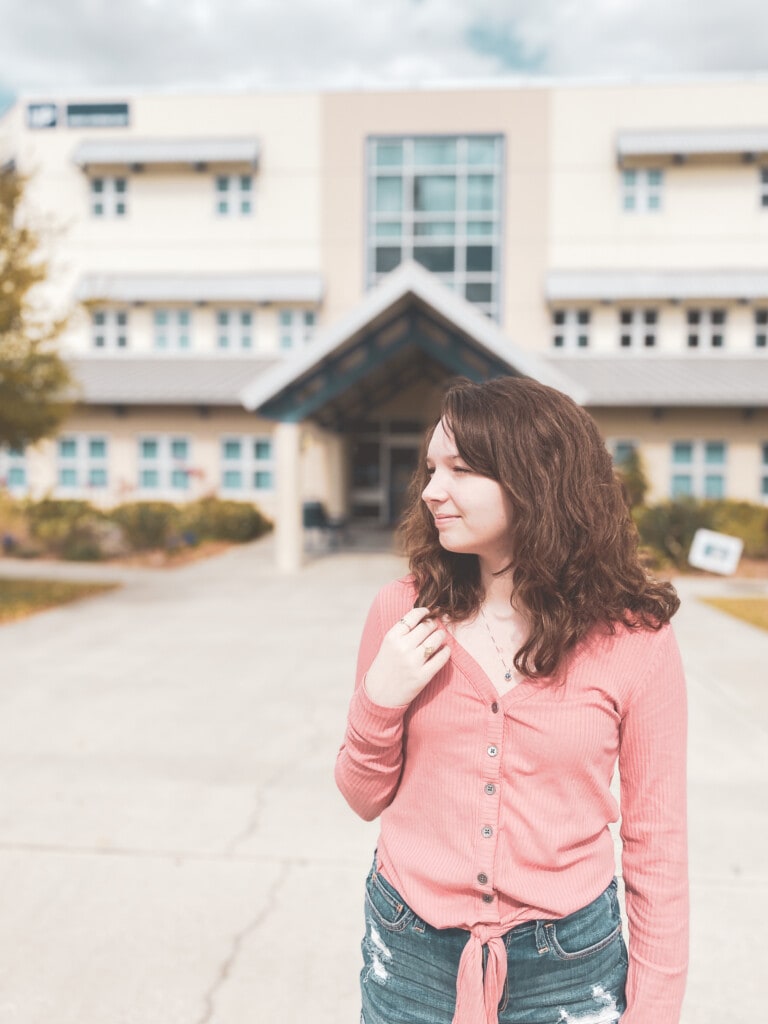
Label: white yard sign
xmin=688 ymin=528 xmax=744 ymax=575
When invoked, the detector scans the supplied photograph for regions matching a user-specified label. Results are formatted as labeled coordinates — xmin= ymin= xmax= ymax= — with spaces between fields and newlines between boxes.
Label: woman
xmin=335 ymin=376 xmax=688 ymax=1024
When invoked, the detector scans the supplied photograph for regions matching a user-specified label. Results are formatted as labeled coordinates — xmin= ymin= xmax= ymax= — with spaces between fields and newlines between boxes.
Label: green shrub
xmin=179 ymin=496 xmax=272 ymax=542
xmin=25 ymin=498 xmax=110 ymax=559
xmin=108 ymin=501 xmax=182 ymax=551
xmin=635 ymin=498 xmax=768 ymax=567
xmin=709 ymin=500 xmax=768 ymax=558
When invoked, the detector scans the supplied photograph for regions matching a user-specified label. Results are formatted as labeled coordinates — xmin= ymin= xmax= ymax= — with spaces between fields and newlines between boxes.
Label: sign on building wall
xmin=27 ymin=103 xmax=58 ymax=129
xmin=65 ymin=102 xmax=130 ymax=128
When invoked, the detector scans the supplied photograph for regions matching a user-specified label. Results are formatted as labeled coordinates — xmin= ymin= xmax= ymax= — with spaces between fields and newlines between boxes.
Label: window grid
xmin=220 ymin=436 xmax=275 ymax=492
xmin=621 ymin=168 xmax=663 ymax=213
xmin=57 ymin=435 xmax=109 ymax=492
xmin=670 ymin=440 xmax=727 ymax=499
xmin=551 ymin=308 xmax=591 ymax=350
xmin=760 ymin=167 xmax=768 ymax=209
xmin=685 ymin=308 xmax=726 ymax=349
xmin=0 ymin=445 xmax=27 ymax=493
xmin=610 ymin=440 xmax=637 ymax=466
xmin=216 ymin=309 xmax=255 ymax=350
xmin=618 ymin=308 xmax=658 ymax=349
xmin=367 ymin=135 xmax=503 ymax=320
xmin=153 ymin=309 xmax=193 ymax=350
xmin=90 ymin=176 xmax=127 ymax=217
xmin=278 ymin=308 xmax=316 ymax=351
xmin=215 ymin=174 xmax=253 ymax=216
xmin=755 ymin=309 xmax=768 ymax=349
xmin=137 ymin=436 xmax=193 ymax=493
xmin=91 ymin=308 xmax=129 ymax=350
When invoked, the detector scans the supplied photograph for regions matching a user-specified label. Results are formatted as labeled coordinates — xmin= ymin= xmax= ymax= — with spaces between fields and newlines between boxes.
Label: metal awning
xmin=546 ymin=269 xmax=768 ymax=302
xmin=617 ymin=127 xmax=768 ymax=164
xmin=76 ymin=272 xmax=324 ymax=305
xmin=73 ymin=137 xmax=260 ymax=170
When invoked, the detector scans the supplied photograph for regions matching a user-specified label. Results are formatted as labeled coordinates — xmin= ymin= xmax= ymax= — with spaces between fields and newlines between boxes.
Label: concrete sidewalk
xmin=0 ymin=542 xmax=765 ymax=1023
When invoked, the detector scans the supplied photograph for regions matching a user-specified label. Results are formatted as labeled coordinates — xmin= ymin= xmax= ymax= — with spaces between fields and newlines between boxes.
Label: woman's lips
xmin=434 ymin=514 xmax=460 ymax=528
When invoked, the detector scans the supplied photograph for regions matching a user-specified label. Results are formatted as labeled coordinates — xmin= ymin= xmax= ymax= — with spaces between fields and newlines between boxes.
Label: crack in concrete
xmin=193 ymin=859 xmax=292 ymax=1024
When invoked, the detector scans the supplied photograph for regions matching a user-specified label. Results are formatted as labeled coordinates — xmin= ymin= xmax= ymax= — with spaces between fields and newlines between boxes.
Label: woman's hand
xmin=364 ymin=607 xmax=451 ymax=708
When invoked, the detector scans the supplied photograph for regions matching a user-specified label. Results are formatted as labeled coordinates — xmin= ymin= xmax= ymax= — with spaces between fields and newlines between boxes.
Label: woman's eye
xmin=425 ymin=467 xmax=435 ymax=476
xmin=453 ymin=466 xmax=471 ymax=474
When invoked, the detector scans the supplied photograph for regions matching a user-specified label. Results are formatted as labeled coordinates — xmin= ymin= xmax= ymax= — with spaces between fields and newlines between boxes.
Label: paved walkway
xmin=0 ymin=542 xmax=765 ymax=1023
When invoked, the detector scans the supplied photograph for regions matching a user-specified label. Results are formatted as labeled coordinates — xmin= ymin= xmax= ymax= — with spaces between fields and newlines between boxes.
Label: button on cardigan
xmin=335 ymin=577 xmax=688 ymax=1024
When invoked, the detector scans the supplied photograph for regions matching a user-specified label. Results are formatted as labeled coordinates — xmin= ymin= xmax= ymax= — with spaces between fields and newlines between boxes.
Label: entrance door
xmin=388 ymin=445 xmax=421 ymax=524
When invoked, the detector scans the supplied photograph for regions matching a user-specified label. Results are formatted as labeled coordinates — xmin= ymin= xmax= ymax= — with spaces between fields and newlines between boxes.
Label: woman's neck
xmin=479 ymin=559 xmax=516 ymax=617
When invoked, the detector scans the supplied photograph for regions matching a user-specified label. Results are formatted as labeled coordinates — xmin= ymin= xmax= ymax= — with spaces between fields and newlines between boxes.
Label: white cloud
xmin=0 ymin=0 xmax=766 ymax=98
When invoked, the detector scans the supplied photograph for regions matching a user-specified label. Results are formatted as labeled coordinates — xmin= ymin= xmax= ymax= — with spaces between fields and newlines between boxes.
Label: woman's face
xmin=422 ymin=419 xmax=515 ymax=570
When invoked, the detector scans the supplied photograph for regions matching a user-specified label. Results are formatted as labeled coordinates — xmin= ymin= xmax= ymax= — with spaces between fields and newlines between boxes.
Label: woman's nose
xmin=422 ymin=473 xmax=445 ymax=502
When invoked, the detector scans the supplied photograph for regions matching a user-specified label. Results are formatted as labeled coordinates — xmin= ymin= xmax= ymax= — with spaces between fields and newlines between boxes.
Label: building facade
xmin=1 ymin=79 xmax=768 ymax=567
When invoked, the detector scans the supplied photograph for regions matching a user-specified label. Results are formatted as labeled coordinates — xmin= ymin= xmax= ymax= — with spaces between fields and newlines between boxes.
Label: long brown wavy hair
xmin=400 ymin=375 xmax=679 ymax=680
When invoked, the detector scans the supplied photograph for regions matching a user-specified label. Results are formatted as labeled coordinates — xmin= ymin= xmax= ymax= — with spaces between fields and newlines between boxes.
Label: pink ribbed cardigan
xmin=335 ymin=577 xmax=688 ymax=1024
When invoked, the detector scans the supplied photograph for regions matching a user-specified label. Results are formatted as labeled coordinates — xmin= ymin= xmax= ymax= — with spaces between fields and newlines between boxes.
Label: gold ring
xmin=423 ymin=643 xmax=437 ymax=660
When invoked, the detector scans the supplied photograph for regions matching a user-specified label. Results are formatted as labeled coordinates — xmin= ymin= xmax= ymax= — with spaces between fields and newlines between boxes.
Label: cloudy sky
xmin=1 ymin=0 xmax=767 ymax=113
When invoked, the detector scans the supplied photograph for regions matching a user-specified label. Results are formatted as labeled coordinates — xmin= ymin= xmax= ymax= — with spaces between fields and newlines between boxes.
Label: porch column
xmin=325 ymin=433 xmax=348 ymax=518
xmin=275 ymin=420 xmax=303 ymax=573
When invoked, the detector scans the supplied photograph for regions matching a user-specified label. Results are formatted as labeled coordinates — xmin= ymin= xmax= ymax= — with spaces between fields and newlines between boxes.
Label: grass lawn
xmin=0 ymin=578 xmax=119 ymax=624
xmin=700 ymin=597 xmax=768 ymax=634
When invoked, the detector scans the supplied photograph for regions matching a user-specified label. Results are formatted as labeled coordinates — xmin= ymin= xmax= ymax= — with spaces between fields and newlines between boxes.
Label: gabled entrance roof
xmin=240 ymin=262 xmax=584 ymax=426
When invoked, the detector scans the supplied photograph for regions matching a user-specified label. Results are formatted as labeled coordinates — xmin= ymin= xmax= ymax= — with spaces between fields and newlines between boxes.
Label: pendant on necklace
xmin=504 ymin=670 xmax=512 ymax=681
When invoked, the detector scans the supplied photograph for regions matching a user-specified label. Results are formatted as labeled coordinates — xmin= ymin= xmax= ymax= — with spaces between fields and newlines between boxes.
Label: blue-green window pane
xmin=171 ymin=469 xmax=189 ymax=490
xmin=414 ymin=221 xmax=454 ymax=236
xmin=59 ymin=468 xmax=77 ymax=486
xmin=254 ymin=440 xmax=272 ymax=460
xmin=671 ymin=474 xmax=693 ymax=497
xmin=91 ymin=178 xmax=104 ymax=193
xmin=647 ymin=194 xmax=661 ymax=210
xmin=623 ymin=194 xmax=636 ymax=211
xmin=762 ymin=443 xmax=768 ymax=465
xmin=623 ymin=170 xmax=637 ymax=186
xmin=279 ymin=310 xmax=292 ymax=326
xmin=216 ymin=176 xmax=229 ymax=192
xmin=375 ymin=221 xmax=402 ymax=238
xmin=240 ymin=200 xmax=251 ymax=215
xmin=414 ymin=139 xmax=456 ymax=165
xmin=223 ymin=440 xmax=241 ymax=459
xmin=304 ymin=311 xmax=315 ymax=326
xmin=178 ymin=311 xmax=190 ymax=326
xmin=171 ymin=440 xmax=188 ymax=460
xmin=414 ymin=175 xmax=456 ymax=212
xmin=280 ymin=334 xmax=293 ymax=350
xmin=240 ymin=312 xmax=252 ymax=326
xmin=705 ymin=442 xmax=726 ymax=465
xmin=465 ymin=282 xmax=492 ymax=303
xmin=59 ymin=439 xmax=77 ymax=457
xmin=218 ymin=335 xmax=229 ymax=348
xmin=7 ymin=467 xmax=25 ymax=486
xmin=8 ymin=446 xmax=24 ymax=458
xmin=178 ymin=335 xmax=190 ymax=349
xmin=374 ymin=177 xmax=403 ymax=213
xmin=217 ymin=311 xmax=229 ymax=326
xmin=762 ymin=476 xmax=768 ymax=496
xmin=116 ymin=312 xmax=128 ymax=326
xmin=140 ymin=469 xmax=159 ymax=488
xmin=704 ymin=474 xmax=725 ymax=499
xmin=240 ymin=176 xmax=252 ymax=191
xmin=154 ymin=311 xmax=168 ymax=326
xmin=93 ymin=311 xmax=106 ymax=326
xmin=467 ymin=220 xmax=494 ymax=236
xmin=647 ymin=169 xmax=663 ymax=186
xmin=217 ymin=200 xmax=228 ymax=215
xmin=223 ymin=470 xmax=242 ymax=489
xmin=375 ymin=246 xmax=401 ymax=273
xmin=614 ymin=443 xmax=635 ymax=465
xmin=672 ymin=442 xmax=693 ymax=465
xmin=414 ymin=246 xmax=455 ymax=273
xmin=375 ymin=141 xmax=403 ymax=167
xmin=89 ymin=468 xmax=107 ymax=487
xmin=89 ymin=439 xmax=106 ymax=458
xmin=241 ymin=335 xmax=252 ymax=349
xmin=254 ymin=470 xmax=273 ymax=489
xmin=467 ymin=245 xmax=493 ymax=272
xmin=141 ymin=440 xmax=158 ymax=459
xmin=92 ymin=202 xmax=104 ymax=216
xmin=467 ymin=137 xmax=497 ymax=164
xmin=154 ymin=334 xmax=167 ymax=349
xmin=466 ymin=175 xmax=495 ymax=212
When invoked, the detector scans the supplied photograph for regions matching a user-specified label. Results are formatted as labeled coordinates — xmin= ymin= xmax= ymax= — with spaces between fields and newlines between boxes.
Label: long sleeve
xmin=618 ymin=625 xmax=689 ymax=1024
xmin=334 ymin=584 xmax=410 ymax=821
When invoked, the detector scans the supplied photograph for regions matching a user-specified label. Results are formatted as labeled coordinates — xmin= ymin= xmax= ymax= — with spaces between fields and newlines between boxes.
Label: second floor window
xmin=619 ymin=308 xmax=658 ymax=348
xmin=215 ymin=175 xmax=253 ymax=216
xmin=278 ymin=309 xmax=316 ymax=351
xmin=686 ymin=308 xmax=726 ymax=349
xmin=621 ymin=168 xmax=663 ymax=212
xmin=670 ymin=440 xmax=726 ymax=499
xmin=551 ymin=309 xmax=590 ymax=349
xmin=91 ymin=309 xmax=129 ymax=349
xmin=760 ymin=167 xmax=768 ymax=209
xmin=153 ymin=309 xmax=192 ymax=350
xmin=216 ymin=310 xmax=255 ymax=350
xmin=755 ymin=309 xmax=767 ymax=348
xmin=91 ymin=176 xmax=127 ymax=217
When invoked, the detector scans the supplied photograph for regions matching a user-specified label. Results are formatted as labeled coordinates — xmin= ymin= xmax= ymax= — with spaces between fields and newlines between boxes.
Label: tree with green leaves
xmin=0 ymin=166 xmax=72 ymax=450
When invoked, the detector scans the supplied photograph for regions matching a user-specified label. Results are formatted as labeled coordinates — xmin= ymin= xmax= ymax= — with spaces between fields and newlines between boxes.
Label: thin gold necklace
xmin=479 ymin=606 xmax=513 ymax=682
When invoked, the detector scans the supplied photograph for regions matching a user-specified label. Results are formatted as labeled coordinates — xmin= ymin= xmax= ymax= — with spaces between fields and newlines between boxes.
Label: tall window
xmin=367 ymin=135 xmax=503 ymax=319
xmin=551 ymin=309 xmax=590 ymax=349
xmin=57 ymin=435 xmax=109 ymax=491
xmin=670 ymin=440 xmax=726 ymax=499
xmin=755 ymin=309 xmax=768 ymax=348
xmin=618 ymin=308 xmax=658 ymax=348
xmin=216 ymin=309 xmax=255 ymax=350
xmin=760 ymin=167 xmax=768 ymax=209
xmin=91 ymin=309 xmax=129 ymax=349
xmin=0 ymin=445 xmax=27 ymax=493
xmin=138 ymin=436 xmax=192 ymax=493
xmin=611 ymin=440 xmax=637 ymax=466
xmin=621 ymin=168 xmax=663 ymax=212
xmin=153 ymin=309 xmax=192 ymax=350
xmin=215 ymin=175 xmax=253 ymax=216
xmin=220 ymin=436 xmax=274 ymax=492
xmin=686 ymin=308 xmax=726 ymax=349
xmin=90 ymin=176 xmax=127 ymax=217
xmin=278 ymin=309 xmax=316 ymax=351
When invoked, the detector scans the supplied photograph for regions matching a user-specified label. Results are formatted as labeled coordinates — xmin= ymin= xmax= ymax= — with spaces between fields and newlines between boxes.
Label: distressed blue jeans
xmin=360 ymin=862 xmax=628 ymax=1024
